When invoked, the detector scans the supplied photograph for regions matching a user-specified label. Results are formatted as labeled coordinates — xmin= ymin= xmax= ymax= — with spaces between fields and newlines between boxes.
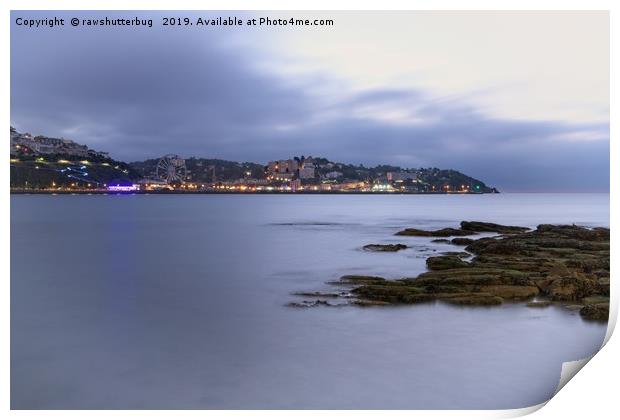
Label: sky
xmin=10 ymin=11 xmax=609 ymax=192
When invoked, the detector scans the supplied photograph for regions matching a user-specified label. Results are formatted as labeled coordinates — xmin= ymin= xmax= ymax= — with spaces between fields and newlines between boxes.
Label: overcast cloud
xmin=10 ymin=11 xmax=609 ymax=191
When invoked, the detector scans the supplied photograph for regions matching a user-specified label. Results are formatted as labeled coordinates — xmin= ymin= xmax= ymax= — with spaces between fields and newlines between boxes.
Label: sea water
xmin=10 ymin=193 xmax=609 ymax=409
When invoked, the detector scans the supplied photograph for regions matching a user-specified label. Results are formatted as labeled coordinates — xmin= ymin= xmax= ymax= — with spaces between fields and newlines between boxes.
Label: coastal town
xmin=10 ymin=127 xmax=499 ymax=194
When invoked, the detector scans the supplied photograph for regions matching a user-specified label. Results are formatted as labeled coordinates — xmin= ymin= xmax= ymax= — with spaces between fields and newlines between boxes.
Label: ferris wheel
xmin=156 ymin=154 xmax=187 ymax=184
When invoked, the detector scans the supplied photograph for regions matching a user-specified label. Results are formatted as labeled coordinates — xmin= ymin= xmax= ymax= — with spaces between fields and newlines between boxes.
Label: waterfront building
xmin=268 ymin=172 xmax=294 ymax=182
xmin=387 ymin=171 xmax=418 ymax=182
xmin=290 ymin=179 xmax=302 ymax=191
xmin=267 ymin=159 xmax=299 ymax=176
xmin=324 ymin=171 xmax=343 ymax=179
xmin=10 ymin=127 xmax=103 ymax=158
xmin=299 ymin=158 xmax=315 ymax=179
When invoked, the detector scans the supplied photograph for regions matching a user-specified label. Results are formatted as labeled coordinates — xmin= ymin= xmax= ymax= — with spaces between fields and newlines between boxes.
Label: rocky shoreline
xmin=289 ymin=221 xmax=610 ymax=322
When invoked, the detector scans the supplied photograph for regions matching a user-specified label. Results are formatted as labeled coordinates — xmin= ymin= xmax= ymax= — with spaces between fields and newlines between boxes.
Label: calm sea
xmin=10 ymin=193 xmax=610 ymax=409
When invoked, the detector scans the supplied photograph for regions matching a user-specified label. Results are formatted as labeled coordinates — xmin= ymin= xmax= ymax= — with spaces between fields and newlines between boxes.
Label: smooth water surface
xmin=11 ymin=193 xmax=609 ymax=409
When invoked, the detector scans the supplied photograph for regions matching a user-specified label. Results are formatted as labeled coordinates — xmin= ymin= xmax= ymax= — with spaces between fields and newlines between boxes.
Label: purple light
xmin=107 ymin=184 xmax=139 ymax=192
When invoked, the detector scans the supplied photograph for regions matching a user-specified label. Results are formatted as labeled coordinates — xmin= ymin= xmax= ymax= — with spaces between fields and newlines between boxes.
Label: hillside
xmin=10 ymin=127 xmax=498 ymax=192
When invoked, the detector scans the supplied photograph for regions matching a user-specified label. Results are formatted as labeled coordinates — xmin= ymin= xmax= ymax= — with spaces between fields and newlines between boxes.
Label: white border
xmin=2 ymin=1 xmax=616 ymax=419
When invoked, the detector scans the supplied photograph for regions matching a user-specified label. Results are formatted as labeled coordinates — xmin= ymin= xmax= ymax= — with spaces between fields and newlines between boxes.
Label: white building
xmin=324 ymin=171 xmax=343 ymax=179
xmin=299 ymin=158 xmax=316 ymax=179
xmin=387 ymin=171 xmax=418 ymax=182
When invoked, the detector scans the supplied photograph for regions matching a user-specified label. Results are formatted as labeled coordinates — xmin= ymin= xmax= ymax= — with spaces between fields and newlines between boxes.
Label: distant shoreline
xmin=10 ymin=189 xmax=493 ymax=196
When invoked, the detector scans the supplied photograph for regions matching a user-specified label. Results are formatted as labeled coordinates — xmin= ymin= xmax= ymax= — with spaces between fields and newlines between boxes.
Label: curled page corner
xmin=554 ymin=356 xmax=594 ymax=396
xmin=602 ymin=292 xmax=617 ymax=346
xmin=549 ymin=294 xmax=617 ymax=402
xmin=501 ymin=401 xmax=548 ymax=419
xmin=501 ymin=352 xmax=601 ymax=419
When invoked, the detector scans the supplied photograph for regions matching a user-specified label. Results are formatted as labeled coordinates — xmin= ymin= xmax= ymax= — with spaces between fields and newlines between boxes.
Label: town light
xmin=107 ymin=184 xmax=140 ymax=192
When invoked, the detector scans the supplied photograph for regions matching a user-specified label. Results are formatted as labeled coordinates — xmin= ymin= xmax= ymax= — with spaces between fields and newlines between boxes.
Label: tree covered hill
xmin=10 ymin=128 xmax=498 ymax=192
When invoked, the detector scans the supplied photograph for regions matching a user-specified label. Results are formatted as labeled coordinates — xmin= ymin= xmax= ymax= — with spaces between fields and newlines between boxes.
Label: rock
xmin=426 ymin=255 xmax=470 ymax=270
xmin=287 ymin=300 xmax=332 ymax=308
xmin=537 ymin=224 xmax=609 ymax=241
xmin=395 ymin=227 xmax=476 ymax=237
xmin=363 ymin=244 xmax=408 ymax=252
xmin=292 ymin=291 xmax=342 ymax=298
xmin=441 ymin=293 xmax=503 ymax=305
xmin=543 ymin=274 xmax=598 ymax=301
xmin=353 ymin=300 xmax=392 ymax=306
xmin=431 ymin=239 xmax=451 ymax=243
xmin=595 ymin=278 xmax=610 ymax=296
xmin=394 ymin=228 xmax=434 ymax=237
xmin=340 ymin=274 xmax=386 ymax=281
xmin=339 ymin=275 xmax=389 ymax=285
xmin=451 ymin=238 xmax=475 ymax=246
xmin=415 ymin=267 xmax=535 ymax=287
xmin=433 ymin=228 xmax=477 ymax=237
xmin=580 ymin=303 xmax=609 ymax=321
xmin=441 ymin=251 xmax=471 ymax=258
xmin=302 ymin=223 xmax=609 ymax=314
xmin=581 ymin=295 xmax=610 ymax=305
xmin=476 ymin=285 xmax=539 ymax=300
xmin=526 ymin=301 xmax=552 ymax=308
xmin=351 ymin=283 xmax=431 ymax=304
xmin=460 ymin=221 xmax=530 ymax=234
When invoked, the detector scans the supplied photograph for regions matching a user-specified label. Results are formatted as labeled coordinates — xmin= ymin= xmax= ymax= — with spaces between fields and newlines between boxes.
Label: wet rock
xmin=352 ymin=284 xmax=432 ymax=304
xmin=426 ymin=255 xmax=470 ymax=270
xmin=363 ymin=244 xmax=408 ymax=252
xmin=526 ymin=301 xmax=552 ymax=308
xmin=339 ymin=275 xmax=389 ymax=285
xmin=579 ymin=303 xmax=609 ymax=321
xmin=543 ymin=274 xmax=598 ymax=301
xmin=440 ymin=293 xmax=503 ymax=306
xmin=394 ymin=228 xmax=434 ymax=237
xmin=595 ymin=277 xmax=610 ymax=296
xmin=537 ymin=224 xmax=609 ymax=241
xmin=451 ymin=238 xmax=475 ymax=246
xmin=353 ymin=300 xmax=392 ymax=306
xmin=303 ymin=223 xmax=609 ymax=318
xmin=460 ymin=221 xmax=530 ymax=234
xmin=431 ymin=239 xmax=451 ymax=243
xmin=292 ymin=291 xmax=342 ymax=298
xmin=395 ymin=227 xmax=476 ymax=237
xmin=441 ymin=251 xmax=471 ymax=258
xmin=287 ymin=300 xmax=332 ymax=308
xmin=476 ymin=285 xmax=539 ymax=300
xmin=581 ymin=295 xmax=610 ymax=305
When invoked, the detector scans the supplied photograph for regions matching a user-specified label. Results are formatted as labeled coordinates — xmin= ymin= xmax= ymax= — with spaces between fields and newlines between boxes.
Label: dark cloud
xmin=11 ymin=11 xmax=609 ymax=191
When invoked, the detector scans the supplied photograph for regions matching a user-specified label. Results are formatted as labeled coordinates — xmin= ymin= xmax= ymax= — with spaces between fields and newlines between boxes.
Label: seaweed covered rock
xmin=460 ymin=221 xmax=529 ymax=234
xmin=441 ymin=251 xmax=471 ymax=258
xmin=426 ymin=255 xmax=470 ymax=270
xmin=543 ymin=274 xmax=598 ymax=301
xmin=287 ymin=300 xmax=333 ymax=308
xmin=352 ymin=284 xmax=433 ymax=304
xmin=451 ymin=238 xmax=475 ymax=246
xmin=579 ymin=303 xmax=609 ymax=321
xmin=293 ymin=223 xmax=609 ymax=321
xmin=526 ymin=301 xmax=552 ymax=308
xmin=363 ymin=244 xmax=408 ymax=252
xmin=338 ymin=275 xmax=390 ymax=286
xmin=441 ymin=293 xmax=503 ymax=305
xmin=395 ymin=227 xmax=475 ymax=237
